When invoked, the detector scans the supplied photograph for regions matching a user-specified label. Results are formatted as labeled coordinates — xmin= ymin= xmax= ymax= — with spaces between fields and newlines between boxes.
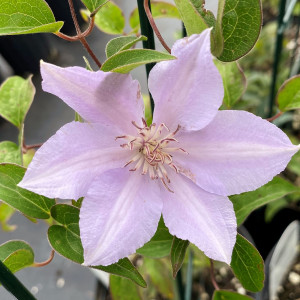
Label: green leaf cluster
xmin=174 ymin=0 xmax=262 ymax=61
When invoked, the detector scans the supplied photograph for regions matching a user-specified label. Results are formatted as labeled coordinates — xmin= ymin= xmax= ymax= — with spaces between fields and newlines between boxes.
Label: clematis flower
xmin=19 ymin=29 xmax=299 ymax=266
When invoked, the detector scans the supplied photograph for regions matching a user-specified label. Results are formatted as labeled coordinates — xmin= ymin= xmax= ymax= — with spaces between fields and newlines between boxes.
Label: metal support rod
xmin=268 ymin=0 xmax=287 ymax=117
xmin=137 ymin=0 xmax=156 ymax=113
xmin=185 ymin=250 xmax=194 ymax=300
xmin=0 ymin=260 xmax=37 ymax=300
xmin=176 ymin=268 xmax=185 ymax=300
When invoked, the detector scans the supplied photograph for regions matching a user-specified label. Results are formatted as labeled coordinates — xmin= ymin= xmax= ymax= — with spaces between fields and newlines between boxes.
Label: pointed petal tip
xmin=17 ymin=178 xmax=31 ymax=191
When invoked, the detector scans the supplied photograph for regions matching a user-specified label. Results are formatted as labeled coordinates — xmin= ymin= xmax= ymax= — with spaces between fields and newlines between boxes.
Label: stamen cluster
xmin=116 ymin=119 xmax=186 ymax=192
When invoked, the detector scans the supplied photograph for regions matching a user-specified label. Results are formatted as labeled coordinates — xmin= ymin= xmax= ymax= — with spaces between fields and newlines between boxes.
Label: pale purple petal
xmin=175 ymin=110 xmax=300 ymax=196
xmin=19 ymin=122 xmax=131 ymax=199
xmin=149 ymin=29 xmax=223 ymax=132
xmin=162 ymin=172 xmax=236 ymax=264
xmin=80 ymin=168 xmax=162 ymax=266
xmin=41 ymin=62 xmax=144 ymax=133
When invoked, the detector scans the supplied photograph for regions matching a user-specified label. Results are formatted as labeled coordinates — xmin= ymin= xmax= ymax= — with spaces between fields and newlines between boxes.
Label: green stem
xmin=176 ymin=268 xmax=185 ymax=300
xmin=18 ymin=124 xmax=24 ymax=166
xmin=0 ymin=260 xmax=36 ymax=300
xmin=137 ymin=0 xmax=156 ymax=113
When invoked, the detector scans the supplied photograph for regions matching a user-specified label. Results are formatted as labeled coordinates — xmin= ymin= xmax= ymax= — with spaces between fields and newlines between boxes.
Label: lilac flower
xmin=19 ymin=29 xmax=299 ymax=266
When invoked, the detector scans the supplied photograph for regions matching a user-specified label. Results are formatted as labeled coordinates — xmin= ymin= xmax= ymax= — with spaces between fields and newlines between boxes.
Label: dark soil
xmin=276 ymin=255 xmax=300 ymax=300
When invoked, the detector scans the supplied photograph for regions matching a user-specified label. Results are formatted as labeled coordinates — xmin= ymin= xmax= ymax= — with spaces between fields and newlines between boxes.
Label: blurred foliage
xmin=234 ymin=22 xmax=292 ymax=115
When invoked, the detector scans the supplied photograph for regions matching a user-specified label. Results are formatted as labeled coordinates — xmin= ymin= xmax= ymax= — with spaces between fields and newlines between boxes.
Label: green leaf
xmin=80 ymin=0 xmax=107 ymax=13
xmin=0 ymin=164 xmax=55 ymax=219
xmin=48 ymin=225 xmax=83 ymax=263
xmin=0 ymin=142 xmax=21 ymax=165
xmin=211 ymin=0 xmax=225 ymax=57
xmin=130 ymin=1 xmax=181 ymax=33
xmin=231 ymin=234 xmax=264 ymax=292
xmin=218 ymin=0 xmax=262 ymax=61
xmin=137 ymin=217 xmax=173 ymax=258
xmin=81 ymin=2 xmax=125 ymax=35
xmin=23 ymin=149 xmax=35 ymax=168
xmin=142 ymin=258 xmax=174 ymax=298
xmin=0 ymin=76 xmax=35 ymax=128
xmin=277 ymin=75 xmax=300 ymax=111
xmin=110 ymin=275 xmax=142 ymax=300
xmin=265 ymin=198 xmax=289 ymax=223
xmin=48 ymin=204 xmax=147 ymax=287
xmin=288 ymin=150 xmax=300 ymax=176
xmin=101 ymin=49 xmax=175 ymax=73
xmin=213 ymin=290 xmax=253 ymax=300
xmin=170 ymin=236 xmax=189 ymax=277
xmin=230 ymin=176 xmax=298 ymax=226
xmin=0 ymin=241 xmax=34 ymax=273
xmin=174 ymin=0 xmax=210 ymax=35
xmin=0 ymin=0 xmax=63 ymax=35
xmin=215 ymin=61 xmax=247 ymax=108
xmin=106 ymin=35 xmax=148 ymax=58
xmin=0 ymin=202 xmax=17 ymax=232
xmin=72 ymin=197 xmax=84 ymax=208
xmin=48 ymin=204 xmax=83 ymax=263
xmin=189 ymin=0 xmax=216 ymax=27
xmin=182 ymin=0 xmax=222 ymax=55
xmin=95 ymin=258 xmax=147 ymax=288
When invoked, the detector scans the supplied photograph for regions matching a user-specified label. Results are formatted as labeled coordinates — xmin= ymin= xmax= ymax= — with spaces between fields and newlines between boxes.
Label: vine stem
xmin=266 ymin=111 xmax=283 ymax=122
xmin=23 ymin=143 xmax=43 ymax=152
xmin=66 ymin=0 xmax=102 ymax=68
xmin=55 ymin=17 xmax=95 ymax=42
xmin=210 ymin=259 xmax=220 ymax=291
xmin=144 ymin=0 xmax=171 ymax=53
xmin=33 ymin=250 xmax=55 ymax=268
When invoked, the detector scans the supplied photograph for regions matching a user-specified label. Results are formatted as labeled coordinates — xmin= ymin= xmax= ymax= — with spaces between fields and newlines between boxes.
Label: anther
xmin=115 ymin=135 xmax=127 ymax=140
xmin=128 ymin=139 xmax=136 ymax=150
xmin=173 ymin=124 xmax=181 ymax=135
xmin=132 ymin=121 xmax=143 ymax=130
xmin=142 ymin=118 xmax=148 ymax=127
xmin=124 ymin=160 xmax=133 ymax=168
xmin=161 ymin=178 xmax=174 ymax=193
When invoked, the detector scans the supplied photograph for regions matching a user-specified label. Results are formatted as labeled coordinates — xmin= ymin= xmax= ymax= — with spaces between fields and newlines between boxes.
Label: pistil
xmin=116 ymin=118 xmax=187 ymax=192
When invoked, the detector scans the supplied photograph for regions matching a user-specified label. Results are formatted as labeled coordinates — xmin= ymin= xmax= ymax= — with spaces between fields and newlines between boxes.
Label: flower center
xmin=116 ymin=118 xmax=187 ymax=192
